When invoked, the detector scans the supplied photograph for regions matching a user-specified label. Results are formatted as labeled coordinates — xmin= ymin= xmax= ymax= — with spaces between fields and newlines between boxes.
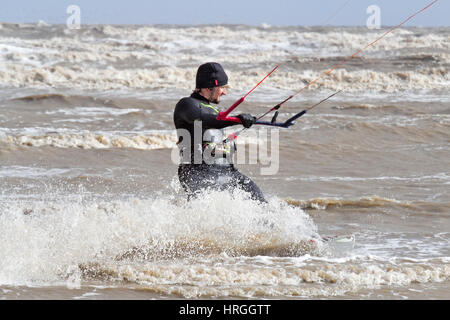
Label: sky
xmin=0 ymin=0 xmax=447 ymax=27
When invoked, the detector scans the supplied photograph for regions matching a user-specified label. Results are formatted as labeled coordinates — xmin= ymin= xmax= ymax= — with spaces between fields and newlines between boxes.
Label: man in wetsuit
xmin=174 ymin=62 xmax=266 ymax=203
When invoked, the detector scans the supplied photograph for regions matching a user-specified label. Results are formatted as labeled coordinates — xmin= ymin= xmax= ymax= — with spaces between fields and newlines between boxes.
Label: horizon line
xmin=1 ymin=21 xmax=448 ymax=28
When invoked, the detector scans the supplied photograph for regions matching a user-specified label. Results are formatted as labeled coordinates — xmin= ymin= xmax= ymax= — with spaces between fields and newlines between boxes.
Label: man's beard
xmin=208 ymin=91 xmax=220 ymax=104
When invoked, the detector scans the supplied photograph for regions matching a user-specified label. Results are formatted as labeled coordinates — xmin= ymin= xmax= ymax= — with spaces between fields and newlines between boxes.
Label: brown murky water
xmin=0 ymin=23 xmax=449 ymax=300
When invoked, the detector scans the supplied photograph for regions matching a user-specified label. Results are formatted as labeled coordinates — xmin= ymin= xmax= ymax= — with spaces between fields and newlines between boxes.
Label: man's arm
xmin=175 ymin=97 xmax=237 ymax=129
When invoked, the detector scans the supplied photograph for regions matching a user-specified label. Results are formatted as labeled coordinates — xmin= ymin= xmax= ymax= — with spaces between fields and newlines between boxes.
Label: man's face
xmin=208 ymin=86 xmax=227 ymax=104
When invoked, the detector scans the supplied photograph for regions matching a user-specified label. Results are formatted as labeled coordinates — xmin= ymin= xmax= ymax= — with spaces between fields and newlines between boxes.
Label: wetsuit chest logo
xmin=200 ymin=102 xmax=219 ymax=114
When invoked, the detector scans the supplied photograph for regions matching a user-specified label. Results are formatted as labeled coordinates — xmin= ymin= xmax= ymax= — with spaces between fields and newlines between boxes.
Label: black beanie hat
xmin=195 ymin=62 xmax=228 ymax=89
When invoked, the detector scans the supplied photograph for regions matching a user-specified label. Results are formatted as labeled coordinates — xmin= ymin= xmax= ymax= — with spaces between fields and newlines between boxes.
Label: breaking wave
xmin=0 ymin=191 xmax=319 ymax=285
xmin=0 ymin=24 xmax=448 ymax=96
xmin=0 ymin=132 xmax=178 ymax=150
xmin=0 ymin=64 xmax=447 ymax=93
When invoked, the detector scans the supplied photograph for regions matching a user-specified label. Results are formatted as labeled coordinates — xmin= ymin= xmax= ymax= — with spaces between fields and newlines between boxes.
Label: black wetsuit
xmin=173 ymin=92 xmax=266 ymax=202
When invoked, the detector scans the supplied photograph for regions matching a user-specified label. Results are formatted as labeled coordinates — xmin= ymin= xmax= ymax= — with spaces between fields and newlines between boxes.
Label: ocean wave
xmin=289 ymin=113 xmax=450 ymax=141
xmin=282 ymin=172 xmax=450 ymax=184
xmin=1 ymin=25 xmax=448 ymax=65
xmin=0 ymin=166 xmax=71 ymax=178
xmin=0 ymin=192 xmax=318 ymax=285
xmin=285 ymin=195 xmax=413 ymax=210
xmin=12 ymin=93 xmax=119 ymax=108
xmin=0 ymin=63 xmax=448 ymax=93
xmin=331 ymin=104 xmax=398 ymax=110
xmin=1 ymin=191 xmax=448 ymax=298
xmin=0 ymin=132 xmax=178 ymax=150
xmin=0 ymin=25 xmax=449 ymax=95
xmin=96 ymin=25 xmax=450 ymax=53
xmin=76 ymin=259 xmax=450 ymax=298
xmin=285 ymin=195 xmax=450 ymax=215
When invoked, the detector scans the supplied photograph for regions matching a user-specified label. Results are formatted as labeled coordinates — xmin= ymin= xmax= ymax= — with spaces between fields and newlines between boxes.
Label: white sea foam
xmin=283 ymin=173 xmax=450 ymax=183
xmin=44 ymin=107 xmax=143 ymax=116
xmin=0 ymin=192 xmax=318 ymax=285
xmin=0 ymin=132 xmax=178 ymax=149
xmin=0 ymin=25 xmax=448 ymax=97
xmin=0 ymin=63 xmax=447 ymax=95
xmin=0 ymin=190 xmax=448 ymax=298
xmin=75 ymin=254 xmax=450 ymax=298
xmin=0 ymin=166 xmax=71 ymax=178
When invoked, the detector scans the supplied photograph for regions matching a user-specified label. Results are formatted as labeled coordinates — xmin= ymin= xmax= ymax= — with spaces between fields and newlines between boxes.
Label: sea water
xmin=0 ymin=23 xmax=449 ymax=299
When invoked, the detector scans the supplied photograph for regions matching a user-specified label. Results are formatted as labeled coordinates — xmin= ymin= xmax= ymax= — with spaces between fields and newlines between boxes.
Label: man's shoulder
xmin=176 ymin=96 xmax=200 ymax=108
xmin=174 ymin=96 xmax=202 ymax=121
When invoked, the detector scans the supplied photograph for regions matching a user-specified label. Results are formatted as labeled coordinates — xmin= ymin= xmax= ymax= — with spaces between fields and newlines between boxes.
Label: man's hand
xmin=237 ymin=113 xmax=256 ymax=128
